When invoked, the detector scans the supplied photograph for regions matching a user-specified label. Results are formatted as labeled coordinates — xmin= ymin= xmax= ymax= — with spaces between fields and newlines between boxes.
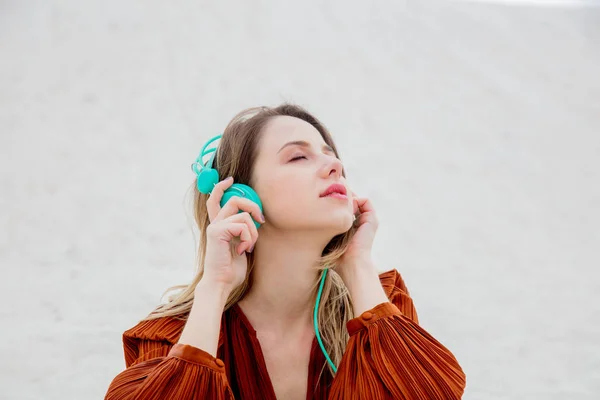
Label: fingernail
xmin=249 ymin=244 xmax=255 ymax=252
xmin=260 ymin=214 xmax=265 ymax=223
xmin=226 ymin=176 xmax=233 ymax=181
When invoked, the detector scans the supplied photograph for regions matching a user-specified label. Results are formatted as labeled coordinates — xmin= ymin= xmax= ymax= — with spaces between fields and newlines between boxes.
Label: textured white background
xmin=1 ymin=1 xmax=599 ymax=399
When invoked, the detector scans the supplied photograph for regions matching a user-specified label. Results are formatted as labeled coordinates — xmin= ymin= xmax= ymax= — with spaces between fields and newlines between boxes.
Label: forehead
xmin=259 ymin=116 xmax=325 ymax=151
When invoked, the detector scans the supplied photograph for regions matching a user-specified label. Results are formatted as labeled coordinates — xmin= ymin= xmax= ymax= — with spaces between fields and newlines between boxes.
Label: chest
xmin=257 ymin=333 xmax=314 ymax=400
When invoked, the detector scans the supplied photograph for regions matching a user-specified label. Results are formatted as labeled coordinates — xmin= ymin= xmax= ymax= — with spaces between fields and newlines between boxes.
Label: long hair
xmin=144 ymin=103 xmax=358 ymax=377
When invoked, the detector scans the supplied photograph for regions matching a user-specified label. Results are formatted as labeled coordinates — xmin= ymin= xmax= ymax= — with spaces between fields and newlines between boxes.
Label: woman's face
xmin=252 ymin=116 xmax=355 ymax=235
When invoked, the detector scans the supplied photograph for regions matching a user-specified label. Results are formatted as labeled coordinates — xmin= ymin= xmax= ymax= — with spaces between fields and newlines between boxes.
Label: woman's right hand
xmin=201 ymin=177 xmax=264 ymax=294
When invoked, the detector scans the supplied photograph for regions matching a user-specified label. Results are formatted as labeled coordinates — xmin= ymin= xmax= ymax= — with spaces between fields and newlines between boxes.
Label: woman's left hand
xmin=338 ymin=192 xmax=390 ymax=313
xmin=339 ymin=192 xmax=379 ymax=270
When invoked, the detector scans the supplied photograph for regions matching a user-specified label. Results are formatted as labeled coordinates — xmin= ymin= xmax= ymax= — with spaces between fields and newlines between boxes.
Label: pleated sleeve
xmin=329 ymin=269 xmax=466 ymax=400
xmin=104 ymin=316 xmax=234 ymax=400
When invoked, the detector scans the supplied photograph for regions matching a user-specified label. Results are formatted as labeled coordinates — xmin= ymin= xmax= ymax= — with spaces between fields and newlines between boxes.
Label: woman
xmin=104 ymin=104 xmax=466 ymax=400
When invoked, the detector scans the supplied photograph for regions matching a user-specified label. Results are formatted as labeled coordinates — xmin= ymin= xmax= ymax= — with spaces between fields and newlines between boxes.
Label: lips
xmin=320 ymin=183 xmax=347 ymax=197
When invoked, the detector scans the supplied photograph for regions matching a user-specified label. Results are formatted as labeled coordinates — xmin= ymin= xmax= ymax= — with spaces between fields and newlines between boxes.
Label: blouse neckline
xmin=229 ymin=301 xmax=325 ymax=400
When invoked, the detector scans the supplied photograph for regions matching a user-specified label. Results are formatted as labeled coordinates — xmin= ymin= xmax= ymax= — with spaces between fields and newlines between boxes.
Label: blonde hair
xmin=144 ymin=103 xmax=358 ymax=377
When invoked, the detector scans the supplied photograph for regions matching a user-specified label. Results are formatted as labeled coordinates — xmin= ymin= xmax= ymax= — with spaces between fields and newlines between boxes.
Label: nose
xmin=319 ymin=155 xmax=344 ymax=179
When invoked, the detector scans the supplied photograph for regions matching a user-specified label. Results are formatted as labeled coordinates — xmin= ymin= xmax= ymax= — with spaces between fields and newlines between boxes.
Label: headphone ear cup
xmin=196 ymin=168 xmax=219 ymax=194
xmin=221 ymin=183 xmax=264 ymax=229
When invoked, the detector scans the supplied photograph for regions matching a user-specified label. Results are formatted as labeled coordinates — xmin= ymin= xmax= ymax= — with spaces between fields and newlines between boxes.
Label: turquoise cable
xmin=314 ymin=268 xmax=337 ymax=373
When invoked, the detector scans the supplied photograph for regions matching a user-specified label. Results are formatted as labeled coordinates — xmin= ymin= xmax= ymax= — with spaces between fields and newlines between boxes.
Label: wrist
xmin=338 ymin=257 xmax=377 ymax=284
xmin=340 ymin=260 xmax=389 ymax=316
xmin=195 ymin=278 xmax=231 ymax=307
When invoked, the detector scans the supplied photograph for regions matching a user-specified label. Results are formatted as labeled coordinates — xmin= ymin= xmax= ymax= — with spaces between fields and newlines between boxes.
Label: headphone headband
xmin=190 ymin=134 xmax=223 ymax=175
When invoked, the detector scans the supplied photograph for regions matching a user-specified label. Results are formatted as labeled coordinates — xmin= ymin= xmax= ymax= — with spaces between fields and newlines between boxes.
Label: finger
xmin=355 ymin=207 xmax=379 ymax=228
xmin=228 ymin=222 xmax=252 ymax=256
xmin=214 ymin=196 xmax=264 ymax=226
xmin=225 ymin=212 xmax=259 ymax=252
xmin=206 ymin=177 xmax=234 ymax=222
xmin=212 ymin=221 xmax=252 ymax=255
xmin=350 ymin=191 xmax=360 ymax=215
xmin=355 ymin=197 xmax=375 ymax=214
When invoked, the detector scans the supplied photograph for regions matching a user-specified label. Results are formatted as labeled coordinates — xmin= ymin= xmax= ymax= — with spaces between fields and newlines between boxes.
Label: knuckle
xmin=237 ymin=197 xmax=251 ymax=206
xmin=206 ymin=223 xmax=216 ymax=235
xmin=230 ymin=197 xmax=243 ymax=207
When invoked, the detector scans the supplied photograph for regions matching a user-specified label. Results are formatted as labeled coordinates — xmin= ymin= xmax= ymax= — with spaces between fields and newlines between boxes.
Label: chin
xmin=281 ymin=213 xmax=352 ymax=235
xmin=322 ymin=214 xmax=355 ymax=235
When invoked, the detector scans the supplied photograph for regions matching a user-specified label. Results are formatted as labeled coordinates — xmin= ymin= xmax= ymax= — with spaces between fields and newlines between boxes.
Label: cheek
xmin=260 ymin=177 xmax=315 ymax=216
xmin=268 ymin=186 xmax=309 ymax=210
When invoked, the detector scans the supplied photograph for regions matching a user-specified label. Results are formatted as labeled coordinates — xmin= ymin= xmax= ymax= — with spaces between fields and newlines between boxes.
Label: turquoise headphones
xmin=191 ymin=134 xmax=263 ymax=229
xmin=192 ymin=134 xmax=337 ymax=373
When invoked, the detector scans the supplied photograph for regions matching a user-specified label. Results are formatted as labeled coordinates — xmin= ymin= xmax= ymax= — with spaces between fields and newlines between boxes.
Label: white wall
xmin=1 ymin=1 xmax=599 ymax=399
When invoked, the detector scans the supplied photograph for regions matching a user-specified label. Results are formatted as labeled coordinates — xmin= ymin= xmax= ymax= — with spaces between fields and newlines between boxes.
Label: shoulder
xmin=377 ymin=268 xmax=419 ymax=322
xmin=119 ymin=314 xmax=188 ymax=367
xmin=378 ymin=268 xmax=412 ymax=296
xmin=123 ymin=314 xmax=188 ymax=344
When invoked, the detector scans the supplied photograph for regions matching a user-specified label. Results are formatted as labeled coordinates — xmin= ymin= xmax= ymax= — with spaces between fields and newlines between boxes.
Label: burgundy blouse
xmin=104 ymin=269 xmax=466 ymax=399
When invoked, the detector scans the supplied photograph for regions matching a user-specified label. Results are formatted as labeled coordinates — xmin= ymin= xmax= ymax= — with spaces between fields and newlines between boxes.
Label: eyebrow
xmin=277 ymin=140 xmax=335 ymax=155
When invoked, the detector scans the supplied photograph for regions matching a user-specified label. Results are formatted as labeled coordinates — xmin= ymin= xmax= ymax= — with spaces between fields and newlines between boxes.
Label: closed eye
xmin=289 ymin=155 xmax=307 ymax=162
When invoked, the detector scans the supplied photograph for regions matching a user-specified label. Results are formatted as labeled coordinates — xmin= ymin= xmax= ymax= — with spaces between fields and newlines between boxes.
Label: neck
xmin=238 ymin=228 xmax=332 ymax=336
